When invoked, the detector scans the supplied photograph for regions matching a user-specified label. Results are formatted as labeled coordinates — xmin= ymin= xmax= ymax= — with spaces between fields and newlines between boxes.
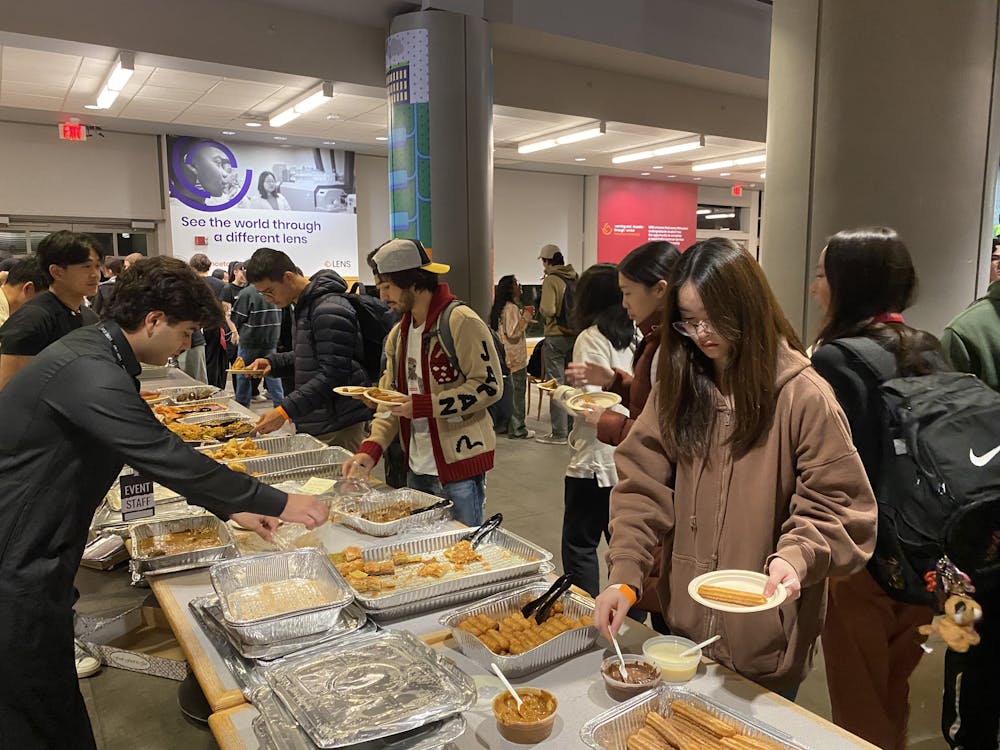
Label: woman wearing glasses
xmin=593 ymin=238 xmax=877 ymax=698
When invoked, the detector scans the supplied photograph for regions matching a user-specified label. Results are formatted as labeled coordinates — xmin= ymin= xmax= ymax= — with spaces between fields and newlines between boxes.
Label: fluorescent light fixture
xmin=705 ymin=212 xmax=736 ymax=220
xmin=574 ymin=157 xmax=587 ymax=162
xmin=269 ymin=81 xmax=334 ymax=127
xmin=375 ymin=136 xmax=389 ymax=141
xmin=719 ymin=172 xmax=731 ymax=177
xmin=640 ymin=172 xmax=651 ymax=176
xmin=696 ymin=208 xmax=712 ymax=215
xmin=221 ymin=130 xmax=236 ymax=135
xmin=692 ymin=159 xmax=734 ymax=172
xmin=734 ymin=153 xmax=766 ymax=166
xmin=652 ymin=165 xmax=663 ymax=169
xmin=760 ymin=172 xmax=766 ymax=178
xmin=323 ymin=140 xmax=336 ymax=145
xmin=273 ymin=136 xmax=288 ymax=141
xmin=245 ymin=122 xmax=262 ymax=128
xmin=692 ymin=177 xmax=701 ymax=181
xmin=611 ymin=135 xmax=704 ymax=164
xmin=517 ymin=121 xmax=605 ymax=154
xmin=93 ymin=51 xmax=134 ymax=109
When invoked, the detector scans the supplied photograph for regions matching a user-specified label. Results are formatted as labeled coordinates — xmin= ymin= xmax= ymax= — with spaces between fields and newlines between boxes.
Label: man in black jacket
xmin=0 ymin=256 xmax=327 ymax=749
xmin=245 ymin=248 xmax=372 ymax=449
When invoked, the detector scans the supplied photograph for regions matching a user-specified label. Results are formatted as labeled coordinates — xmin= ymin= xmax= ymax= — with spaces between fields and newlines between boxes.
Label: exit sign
xmin=731 ymin=184 xmax=743 ymax=198
xmin=59 ymin=123 xmax=88 ymax=141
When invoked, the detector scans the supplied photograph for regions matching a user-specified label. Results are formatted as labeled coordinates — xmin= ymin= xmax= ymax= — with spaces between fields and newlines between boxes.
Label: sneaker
xmin=252 ymin=395 xmax=269 ymax=403
xmin=75 ymin=640 xmax=101 ymax=679
xmin=535 ymin=433 xmax=567 ymax=445
xmin=509 ymin=429 xmax=536 ymax=440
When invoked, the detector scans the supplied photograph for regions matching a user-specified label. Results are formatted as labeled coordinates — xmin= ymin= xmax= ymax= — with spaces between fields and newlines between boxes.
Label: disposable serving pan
xmin=580 ymin=684 xmax=809 ymax=750
xmin=93 ymin=499 xmax=210 ymax=535
xmin=128 ymin=516 xmax=236 ymax=579
xmin=439 ymin=582 xmax=599 ymax=677
xmin=217 ymin=447 xmax=351 ymax=479
xmin=210 ymin=550 xmax=354 ymax=645
xmin=331 ymin=488 xmax=452 ymax=537
xmin=178 ymin=410 xmax=255 ymax=425
xmin=195 ymin=434 xmax=328 ymax=462
xmin=253 ymin=684 xmax=467 ymax=750
xmin=264 ymin=630 xmax=476 ymax=748
xmin=151 ymin=384 xmax=225 ymax=403
xmin=346 ymin=527 xmax=553 ymax=613
xmin=190 ymin=595 xmax=368 ymax=661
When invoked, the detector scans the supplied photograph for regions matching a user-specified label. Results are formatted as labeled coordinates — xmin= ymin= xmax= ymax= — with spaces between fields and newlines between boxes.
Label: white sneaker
xmin=75 ymin=640 xmax=101 ymax=679
xmin=252 ymin=395 xmax=269 ymax=403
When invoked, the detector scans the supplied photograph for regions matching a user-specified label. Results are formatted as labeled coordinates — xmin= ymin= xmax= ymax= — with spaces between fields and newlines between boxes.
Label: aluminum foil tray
xmin=128 ymin=516 xmax=236 ymax=582
xmin=219 ymin=447 xmax=350 ymax=479
xmin=257 ymin=463 xmax=346 ymax=485
xmin=332 ymin=488 xmax=453 ymax=537
xmin=368 ymin=562 xmax=555 ymax=623
xmin=211 ymin=549 xmax=354 ymax=645
xmin=439 ymin=582 xmax=599 ymax=677
xmin=195 ymin=434 xmax=328 ymax=462
xmin=265 ymin=630 xmax=476 ymax=748
xmin=344 ymin=527 xmax=553 ymax=612
xmin=580 ymin=684 xmax=809 ymax=750
xmin=93 ymin=500 xmax=209 ymax=535
xmin=191 ymin=595 xmax=367 ymax=661
xmin=178 ymin=410 xmax=254 ymax=425
xmin=253 ymin=685 xmax=467 ymax=750
xmin=152 ymin=384 xmax=224 ymax=403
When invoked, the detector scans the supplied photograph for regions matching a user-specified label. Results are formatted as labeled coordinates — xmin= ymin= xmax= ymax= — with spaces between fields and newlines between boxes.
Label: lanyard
xmin=98 ymin=324 xmax=127 ymax=372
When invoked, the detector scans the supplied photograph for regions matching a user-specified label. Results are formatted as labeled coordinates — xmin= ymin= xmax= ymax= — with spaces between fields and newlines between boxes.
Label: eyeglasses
xmin=672 ymin=319 xmax=715 ymax=337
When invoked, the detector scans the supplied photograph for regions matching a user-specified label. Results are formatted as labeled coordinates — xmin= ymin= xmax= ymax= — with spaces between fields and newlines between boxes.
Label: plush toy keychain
xmin=917 ymin=557 xmax=983 ymax=653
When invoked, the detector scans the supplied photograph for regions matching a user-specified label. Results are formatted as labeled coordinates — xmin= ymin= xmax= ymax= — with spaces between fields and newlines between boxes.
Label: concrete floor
xmin=77 ymin=403 xmax=952 ymax=749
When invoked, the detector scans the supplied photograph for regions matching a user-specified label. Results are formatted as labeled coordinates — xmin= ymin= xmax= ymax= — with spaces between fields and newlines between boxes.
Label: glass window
xmin=0 ymin=231 xmax=27 ymax=257
xmin=117 ymin=233 xmax=148 ymax=256
xmin=696 ymin=206 xmax=742 ymax=232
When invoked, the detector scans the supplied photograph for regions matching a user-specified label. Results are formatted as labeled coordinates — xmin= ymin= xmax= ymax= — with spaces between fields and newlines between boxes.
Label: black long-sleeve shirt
xmin=0 ymin=322 xmax=287 ymax=611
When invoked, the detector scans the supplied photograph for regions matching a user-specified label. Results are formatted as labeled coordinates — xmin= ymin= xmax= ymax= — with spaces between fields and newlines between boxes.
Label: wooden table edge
xmin=209 ymin=704 xmax=255 ymax=750
xmin=149 ymin=575 xmax=247 ymax=712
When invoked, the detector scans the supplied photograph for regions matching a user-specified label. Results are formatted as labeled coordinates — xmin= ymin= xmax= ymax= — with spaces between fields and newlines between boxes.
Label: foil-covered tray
xmin=218 ymin=447 xmax=350 ymax=479
xmin=177 ymin=410 xmax=255 ymax=425
xmin=579 ymin=684 xmax=809 ymax=750
xmin=343 ymin=527 xmax=553 ymax=612
xmin=368 ymin=562 xmax=555 ymax=623
xmin=265 ymin=630 xmax=476 ymax=748
xmin=439 ymin=582 xmax=599 ymax=677
xmin=195 ymin=434 xmax=328 ymax=462
xmin=128 ymin=516 xmax=236 ymax=582
xmin=152 ymin=384 xmax=225 ymax=404
xmin=191 ymin=595 xmax=368 ymax=661
xmin=93 ymin=499 xmax=210 ymax=535
xmin=211 ymin=549 xmax=354 ymax=645
xmin=252 ymin=685 xmax=467 ymax=750
xmin=331 ymin=488 xmax=453 ymax=537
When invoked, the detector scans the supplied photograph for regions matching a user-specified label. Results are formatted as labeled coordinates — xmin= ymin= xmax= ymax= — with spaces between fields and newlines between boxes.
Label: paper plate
xmin=334 ymin=385 xmax=370 ymax=397
xmin=566 ymin=391 xmax=622 ymax=413
xmin=365 ymin=387 xmax=409 ymax=407
xmin=226 ymin=368 xmax=265 ymax=377
xmin=688 ymin=569 xmax=786 ymax=613
xmin=535 ymin=379 xmax=559 ymax=392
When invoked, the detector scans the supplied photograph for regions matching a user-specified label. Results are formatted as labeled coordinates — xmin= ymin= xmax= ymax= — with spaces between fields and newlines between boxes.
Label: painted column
xmin=386 ymin=10 xmax=493 ymax=315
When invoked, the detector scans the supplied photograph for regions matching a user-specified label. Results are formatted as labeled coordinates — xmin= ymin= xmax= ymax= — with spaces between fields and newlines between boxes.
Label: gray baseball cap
xmin=538 ymin=243 xmax=561 ymax=260
xmin=372 ymin=238 xmax=450 ymax=274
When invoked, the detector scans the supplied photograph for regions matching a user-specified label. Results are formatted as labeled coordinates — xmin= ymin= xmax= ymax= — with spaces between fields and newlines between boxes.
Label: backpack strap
xmin=427 ymin=300 xmax=464 ymax=375
xmin=829 ymin=336 xmax=898 ymax=383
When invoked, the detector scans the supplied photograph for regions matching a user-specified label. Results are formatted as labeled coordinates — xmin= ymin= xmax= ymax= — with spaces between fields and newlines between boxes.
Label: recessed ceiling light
xmin=221 ymin=130 xmax=236 ymax=135
xmin=692 ymin=177 xmax=702 ymax=181
xmin=640 ymin=172 xmax=651 ymax=176
xmin=323 ymin=140 xmax=336 ymax=145
xmin=667 ymin=175 xmax=676 ymax=178
xmin=652 ymin=165 xmax=663 ymax=170
xmin=326 ymin=114 xmax=341 ymax=121
xmin=245 ymin=122 xmax=262 ymax=128
xmin=574 ymin=157 xmax=586 ymax=162
xmin=273 ymin=136 xmax=288 ymax=141
xmin=760 ymin=172 xmax=766 ymax=178
xmin=719 ymin=172 xmax=731 ymax=177
xmin=375 ymin=136 xmax=389 ymax=141
xmin=84 ymin=104 xmax=101 ymax=110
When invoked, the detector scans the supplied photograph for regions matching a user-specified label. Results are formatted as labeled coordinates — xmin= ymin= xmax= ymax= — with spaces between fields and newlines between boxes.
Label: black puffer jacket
xmin=267 ymin=270 xmax=372 ymax=436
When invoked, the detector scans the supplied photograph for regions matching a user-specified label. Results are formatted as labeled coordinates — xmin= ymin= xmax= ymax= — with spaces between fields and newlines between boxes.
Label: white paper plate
xmin=334 ymin=385 xmax=369 ymax=397
xmin=534 ymin=379 xmax=558 ymax=391
xmin=365 ymin=387 xmax=409 ymax=406
xmin=566 ymin=390 xmax=622 ymax=413
xmin=688 ymin=569 xmax=786 ymax=613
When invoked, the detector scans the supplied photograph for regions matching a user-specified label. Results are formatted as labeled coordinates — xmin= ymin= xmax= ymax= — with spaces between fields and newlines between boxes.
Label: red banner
xmin=597 ymin=177 xmax=698 ymax=263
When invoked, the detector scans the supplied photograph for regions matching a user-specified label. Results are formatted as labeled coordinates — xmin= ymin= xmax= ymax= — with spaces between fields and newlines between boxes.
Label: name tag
xmin=120 ymin=474 xmax=155 ymax=521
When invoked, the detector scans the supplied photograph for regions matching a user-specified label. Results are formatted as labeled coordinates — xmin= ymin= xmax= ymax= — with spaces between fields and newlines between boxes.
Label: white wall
xmin=0 ymin=122 xmax=162 ymax=221
xmin=355 ymin=154 xmax=390 ymax=282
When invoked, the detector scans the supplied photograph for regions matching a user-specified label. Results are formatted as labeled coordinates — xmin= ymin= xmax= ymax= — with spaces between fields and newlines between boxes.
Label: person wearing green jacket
xmin=940 ymin=239 xmax=1000 ymax=391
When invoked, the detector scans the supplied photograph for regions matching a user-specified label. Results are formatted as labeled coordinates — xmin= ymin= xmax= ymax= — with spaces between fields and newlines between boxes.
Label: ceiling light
xmin=692 ymin=159 xmax=734 ymax=172
xmin=653 ymin=165 xmax=663 ymax=170
xmin=221 ymin=130 xmax=236 ymax=135
xmin=761 ymin=172 xmax=766 ymax=178
xmin=273 ymin=136 xmax=288 ymax=141
xmin=705 ymin=212 xmax=736 ymax=220
xmin=640 ymin=172 xmax=651 ymax=176
xmin=92 ymin=51 xmax=135 ymax=110
xmin=517 ymin=121 xmax=605 ymax=154
xmin=734 ymin=153 xmax=766 ymax=166
xmin=719 ymin=172 xmax=731 ymax=177
xmin=574 ymin=157 xmax=586 ymax=162
xmin=376 ymin=136 xmax=389 ymax=141
xmin=269 ymin=81 xmax=334 ymax=127
xmin=696 ymin=208 xmax=712 ymax=215
xmin=692 ymin=177 xmax=701 ymax=181
xmin=269 ymin=109 xmax=299 ymax=127
xmin=611 ymin=135 xmax=704 ymax=164
xmin=245 ymin=122 xmax=262 ymax=128
xmin=667 ymin=175 xmax=676 ymax=178
xmin=84 ymin=104 xmax=101 ymax=110
xmin=323 ymin=140 xmax=336 ymax=145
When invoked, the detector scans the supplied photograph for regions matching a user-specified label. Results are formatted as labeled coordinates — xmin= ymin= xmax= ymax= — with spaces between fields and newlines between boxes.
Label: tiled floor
xmin=77 ymin=406 xmax=953 ymax=749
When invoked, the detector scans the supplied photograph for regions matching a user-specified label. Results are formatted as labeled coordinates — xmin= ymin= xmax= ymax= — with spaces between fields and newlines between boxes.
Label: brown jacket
xmin=598 ymin=311 xmax=660 ymax=447
xmin=608 ymin=342 xmax=876 ymax=693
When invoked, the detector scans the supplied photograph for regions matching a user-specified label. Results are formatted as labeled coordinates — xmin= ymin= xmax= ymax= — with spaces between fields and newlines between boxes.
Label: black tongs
xmin=462 ymin=513 xmax=503 ymax=549
xmin=409 ymin=498 xmax=452 ymax=516
xmin=521 ymin=573 xmax=574 ymax=622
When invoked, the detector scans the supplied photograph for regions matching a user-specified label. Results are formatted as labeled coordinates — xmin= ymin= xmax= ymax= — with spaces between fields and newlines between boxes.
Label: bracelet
xmin=613 ymin=583 xmax=637 ymax=606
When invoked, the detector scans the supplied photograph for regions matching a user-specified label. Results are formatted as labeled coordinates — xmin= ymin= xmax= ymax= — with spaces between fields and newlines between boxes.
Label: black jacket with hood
xmin=267 ymin=270 xmax=372 ymax=435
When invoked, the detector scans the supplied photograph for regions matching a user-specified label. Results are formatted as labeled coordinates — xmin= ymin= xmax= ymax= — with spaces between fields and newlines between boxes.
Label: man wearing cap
xmin=342 ymin=238 xmax=503 ymax=526
xmin=243 ymin=248 xmax=372 ymax=449
xmin=537 ymin=243 xmax=579 ymax=444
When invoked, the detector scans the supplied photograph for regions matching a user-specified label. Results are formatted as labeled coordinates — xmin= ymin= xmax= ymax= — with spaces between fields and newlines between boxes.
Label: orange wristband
xmin=613 ymin=583 xmax=637 ymax=606
xmin=275 ymin=406 xmax=290 ymax=422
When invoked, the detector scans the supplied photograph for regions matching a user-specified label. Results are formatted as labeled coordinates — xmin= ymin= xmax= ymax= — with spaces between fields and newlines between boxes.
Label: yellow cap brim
xmin=421 ymin=262 xmax=450 ymax=274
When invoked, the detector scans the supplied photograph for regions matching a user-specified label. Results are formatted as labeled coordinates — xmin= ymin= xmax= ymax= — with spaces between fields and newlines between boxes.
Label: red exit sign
xmin=59 ymin=122 xmax=88 ymax=141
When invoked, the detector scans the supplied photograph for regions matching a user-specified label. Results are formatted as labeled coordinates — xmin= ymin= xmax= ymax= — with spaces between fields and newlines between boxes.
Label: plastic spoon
xmin=491 ymin=663 xmax=527 ymax=717
xmin=610 ymin=632 xmax=628 ymax=681
xmin=680 ymin=634 xmax=720 ymax=658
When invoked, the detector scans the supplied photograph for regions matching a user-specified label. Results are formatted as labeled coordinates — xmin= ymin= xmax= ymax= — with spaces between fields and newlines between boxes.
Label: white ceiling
xmin=0 ymin=41 xmax=766 ymax=188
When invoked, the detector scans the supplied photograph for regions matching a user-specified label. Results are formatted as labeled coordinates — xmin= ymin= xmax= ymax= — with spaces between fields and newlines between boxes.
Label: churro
xmin=697 ymin=584 xmax=768 ymax=607
xmin=672 ymin=699 xmax=739 ymax=737
xmin=627 ymin=726 xmax=672 ymax=750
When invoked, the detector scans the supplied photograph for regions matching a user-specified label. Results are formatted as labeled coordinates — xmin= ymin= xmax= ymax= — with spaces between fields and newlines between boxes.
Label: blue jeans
xmin=544 ymin=335 xmax=576 ymax=438
xmin=407 ymin=471 xmax=486 ymax=527
xmin=235 ymin=345 xmax=284 ymax=407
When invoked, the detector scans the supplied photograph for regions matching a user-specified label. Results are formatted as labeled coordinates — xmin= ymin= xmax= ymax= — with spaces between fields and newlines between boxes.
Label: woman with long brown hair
xmin=593 ymin=238 xmax=877 ymax=697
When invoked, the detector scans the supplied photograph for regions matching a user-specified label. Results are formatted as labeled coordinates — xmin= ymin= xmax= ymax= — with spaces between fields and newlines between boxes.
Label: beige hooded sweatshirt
xmin=608 ymin=342 xmax=876 ymax=693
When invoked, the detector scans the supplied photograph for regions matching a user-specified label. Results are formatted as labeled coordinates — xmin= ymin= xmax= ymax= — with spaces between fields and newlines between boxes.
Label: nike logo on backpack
xmin=970 ymin=445 xmax=1000 ymax=467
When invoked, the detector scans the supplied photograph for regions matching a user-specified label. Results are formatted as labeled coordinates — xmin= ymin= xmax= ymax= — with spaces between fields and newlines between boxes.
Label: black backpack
xmin=833 ymin=338 xmax=1000 ymax=606
xmin=554 ymin=276 xmax=577 ymax=332
xmin=340 ymin=291 xmax=395 ymax=385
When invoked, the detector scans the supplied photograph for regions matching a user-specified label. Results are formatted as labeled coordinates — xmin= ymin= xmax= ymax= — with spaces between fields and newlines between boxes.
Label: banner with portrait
xmin=167 ymin=136 xmax=359 ymax=277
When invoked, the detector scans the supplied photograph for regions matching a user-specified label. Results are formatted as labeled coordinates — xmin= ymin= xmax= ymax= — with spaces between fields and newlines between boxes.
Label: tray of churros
xmin=580 ymin=685 xmax=807 ymax=750
xmin=688 ymin=570 xmax=786 ymax=613
xmin=439 ymin=582 xmax=599 ymax=676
